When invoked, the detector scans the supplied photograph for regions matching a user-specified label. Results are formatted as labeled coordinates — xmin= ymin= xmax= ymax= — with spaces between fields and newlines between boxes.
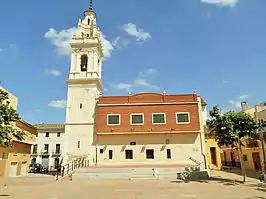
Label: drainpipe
xmin=199 ymin=132 xmax=207 ymax=170
xmin=95 ymin=144 xmax=98 ymax=166
xmin=196 ymin=93 xmax=208 ymax=170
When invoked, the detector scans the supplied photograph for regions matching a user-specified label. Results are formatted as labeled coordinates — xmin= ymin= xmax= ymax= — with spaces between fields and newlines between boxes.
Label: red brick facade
xmin=96 ymin=93 xmax=205 ymax=134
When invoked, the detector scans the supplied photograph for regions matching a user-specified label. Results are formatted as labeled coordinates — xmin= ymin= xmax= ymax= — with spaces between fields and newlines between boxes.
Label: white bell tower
xmin=63 ymin=0 xmax=103 ymax=164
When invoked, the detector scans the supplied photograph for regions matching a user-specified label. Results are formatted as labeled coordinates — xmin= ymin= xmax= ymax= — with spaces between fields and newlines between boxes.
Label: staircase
xmin=72 ymin=167 xmax=189 ymax=180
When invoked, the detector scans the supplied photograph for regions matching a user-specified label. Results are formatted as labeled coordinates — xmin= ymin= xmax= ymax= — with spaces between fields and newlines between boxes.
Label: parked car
xmin=29 ymin=163 xmax=43 ymax=173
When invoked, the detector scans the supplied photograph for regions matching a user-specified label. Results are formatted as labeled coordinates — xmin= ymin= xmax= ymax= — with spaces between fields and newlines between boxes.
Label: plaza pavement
xmin=0 ymin=171 xmax=265 ymax=199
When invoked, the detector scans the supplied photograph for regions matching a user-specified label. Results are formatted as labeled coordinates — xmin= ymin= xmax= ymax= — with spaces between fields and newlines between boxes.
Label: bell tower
xmin=63 ymin=0 xmax=103 ymax=164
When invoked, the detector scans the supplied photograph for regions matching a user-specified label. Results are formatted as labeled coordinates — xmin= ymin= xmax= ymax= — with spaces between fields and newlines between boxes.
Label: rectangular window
xmin=33 ymin=145 xmax=37 ymax=154
xmin=45 ymin=132 xmax=49 ymax=137
xmin=55 ymin=144 xmax=60 ymax=153
xmin=176 ymin=113 xmax=190 ymax=124
xmin=36 ymin=133 xmax=38 ymax=137
xmin=57 ymin=132 xmax=61 ymax=137
xmin=107 ymin=114 xmax=120 ymax=125
xmin=44 ymin=144 xmax=49 ymax=153
xmin=108 ymin=150 xmax=113 ymax=159
xmin=152 ymin=113 xmax=166 ymax=124
xmin=80 ymin=103 xmax=83 ymax=109
xmin=125 ymin=150 xmax=133 ymax=159
xmin=130 ymin=114 xmax=144 ymax=125
xmin=99 ymin=149 xmax=104 ymax=154
xmin=77 ymin=141 xmax=80 ymax=149
xmin=167 ymin=149 xmax=171 ymax=159
xmin=243 ymin=154 xmax=248 ymax=161
xmin=146 ymin=149 xmax=154 ymax=159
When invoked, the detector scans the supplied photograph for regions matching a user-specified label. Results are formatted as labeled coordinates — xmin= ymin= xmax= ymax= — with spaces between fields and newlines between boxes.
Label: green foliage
xmin=0 ymin=89 xmax=24 ymax=147
xmin=207 ymin=105 xmax=258 ymax=147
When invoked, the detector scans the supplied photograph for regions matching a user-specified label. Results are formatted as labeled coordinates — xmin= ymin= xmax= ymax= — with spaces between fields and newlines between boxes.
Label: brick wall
xmin=97 ymin=93 xmax=202 ymax=133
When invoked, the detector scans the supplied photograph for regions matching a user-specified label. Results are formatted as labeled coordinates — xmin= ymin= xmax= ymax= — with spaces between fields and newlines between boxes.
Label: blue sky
xmin=0 ymin=0 xmax=266 ymax=124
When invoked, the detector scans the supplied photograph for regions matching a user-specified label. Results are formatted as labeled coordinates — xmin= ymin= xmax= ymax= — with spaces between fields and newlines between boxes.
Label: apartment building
xmin=31 ymin=124 xmax=64 ymax=171
xmin=94 ymin=92 xmax=208 ymax=168
xmin=0 ymin=86 xmax=37 ymax=177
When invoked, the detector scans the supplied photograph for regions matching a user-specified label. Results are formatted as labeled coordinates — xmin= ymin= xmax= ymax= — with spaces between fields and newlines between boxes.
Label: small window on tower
xmin=98 ymin=59 xmax=100 ymax=64
xmin=87 ymin=34 xmax=89 ymax=37
xmin=88 ymin=18 xmax=90 ymax=25
xmin=80 ymin=54 xmax=88 ymax=72
xmin=80 ymin=103 xmax=83 ymax=109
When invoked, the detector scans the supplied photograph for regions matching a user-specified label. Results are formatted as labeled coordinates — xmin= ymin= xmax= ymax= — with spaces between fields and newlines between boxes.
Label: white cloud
xmin=122 ymin=23 xmax=151 ymax=41
xmin=44 ymin=27 xmax=76 ymax=56
xmin=111 ymin=36 xmax=129 ymax=49
xmin=228 ymin=94 xmax=249 ymax=109
xmin=113 ymin=68 xmax=159 ymax=92
xmin=200 ymin=0 xmax=239 ymax=7
xmin=47 ymin=69 xmax=61 ymax=77
xmin=44 ymin=27 xmax=115 ymax=59
xmin=101 ymin=33 xmax=114 ymax=59
xmin=239 ymin=95 xmax=248 ymax=100
xmin=48 ymin=100 xmax=66 ymax=109
xmin=116 ymin=83 xmax=133 ymax=92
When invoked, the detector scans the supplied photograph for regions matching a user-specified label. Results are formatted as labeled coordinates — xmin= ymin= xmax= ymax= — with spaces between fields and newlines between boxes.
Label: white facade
xmin=63 ymin=6 xmax=104 ymax=164
xmin=31 ymin=124 xmax=65 ymax=170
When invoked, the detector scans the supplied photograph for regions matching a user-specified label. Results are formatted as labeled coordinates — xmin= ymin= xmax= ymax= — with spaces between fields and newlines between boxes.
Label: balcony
xmin=41 ymin=150 xmax=50 ymax=156
xmin=52 ymin=150 xmax=61 ymax=157
xmin=31 ymin=151 xmax=38 ymax=156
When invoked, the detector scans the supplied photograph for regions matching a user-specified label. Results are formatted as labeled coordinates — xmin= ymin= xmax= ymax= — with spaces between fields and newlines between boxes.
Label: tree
xmin=207 ymin=105 xmax=257 ymax=147
xmin=0 ymin=89 xmax=25 ymax=147
xmin=207 ymin=105 xmax=258 ymax=182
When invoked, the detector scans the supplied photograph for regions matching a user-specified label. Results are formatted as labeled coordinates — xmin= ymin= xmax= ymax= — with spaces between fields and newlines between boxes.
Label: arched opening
xmin=80 ymin=54 xmax=88 ymax=72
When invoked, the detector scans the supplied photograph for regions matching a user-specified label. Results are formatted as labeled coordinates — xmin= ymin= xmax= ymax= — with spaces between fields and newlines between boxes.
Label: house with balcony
xmin=94 ymin=92 xmax=208 ymax=168
xmin=31 ymin=124 xmax=64 ymax=171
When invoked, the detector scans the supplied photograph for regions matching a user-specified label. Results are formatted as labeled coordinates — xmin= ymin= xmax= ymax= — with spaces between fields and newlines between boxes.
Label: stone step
xmin=72 ymin=167 xmax=191 ymax=180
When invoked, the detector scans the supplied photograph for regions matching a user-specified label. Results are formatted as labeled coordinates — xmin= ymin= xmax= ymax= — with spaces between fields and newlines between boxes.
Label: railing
xmin=55 ymin=158 xmax=89 ymax=180
xmin=189 ymin=157 xmax=201 ymax=166
xmin=31 ymin=151 xmax=38 ymax=156
xmin=41 ymin=151 xmax=50 ymax=155
xmin=52 ymin=150 xmax=61 ymax=156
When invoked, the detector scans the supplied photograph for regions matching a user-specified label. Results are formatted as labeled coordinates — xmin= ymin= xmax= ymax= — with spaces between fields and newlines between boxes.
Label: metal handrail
xmin=55 ymin=158 xmax=89 ymax=180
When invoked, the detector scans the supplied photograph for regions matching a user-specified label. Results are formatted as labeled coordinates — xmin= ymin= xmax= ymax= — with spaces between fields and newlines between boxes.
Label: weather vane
xmin=89 ymin=0 xmax=93 ymax=10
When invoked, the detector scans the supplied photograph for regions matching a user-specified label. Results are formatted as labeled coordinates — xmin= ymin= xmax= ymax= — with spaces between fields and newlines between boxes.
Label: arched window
xmin=80 ymin=54 xmax=88 ymax=72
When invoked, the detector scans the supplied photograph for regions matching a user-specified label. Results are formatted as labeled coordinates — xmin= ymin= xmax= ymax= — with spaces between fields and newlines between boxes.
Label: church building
xmin=62 ymin=1 xmax=208 ymax=170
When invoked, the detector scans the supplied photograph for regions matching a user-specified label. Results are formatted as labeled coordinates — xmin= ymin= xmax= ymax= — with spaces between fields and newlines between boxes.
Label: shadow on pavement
xmin=171 ymin=176 xmax=244 ymax=186
xmin=0 ymin=194 xmax=9 ymax=197
xmin=221 ymin=168 xmax=261 ymax=180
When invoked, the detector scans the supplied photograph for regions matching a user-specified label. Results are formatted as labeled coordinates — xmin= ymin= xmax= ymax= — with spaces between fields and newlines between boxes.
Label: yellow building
xmin=0 ymin=86 xmax=37 ymax=177
xmin=220 ymin=139 xmax=264 ymax=171
xmin=205 ymin=136 xmax=222 ymax=170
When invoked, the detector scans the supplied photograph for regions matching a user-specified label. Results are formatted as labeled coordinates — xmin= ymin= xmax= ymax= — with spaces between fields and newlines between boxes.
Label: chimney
xmin=241 ymin=101 xmax=248 ymax=111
